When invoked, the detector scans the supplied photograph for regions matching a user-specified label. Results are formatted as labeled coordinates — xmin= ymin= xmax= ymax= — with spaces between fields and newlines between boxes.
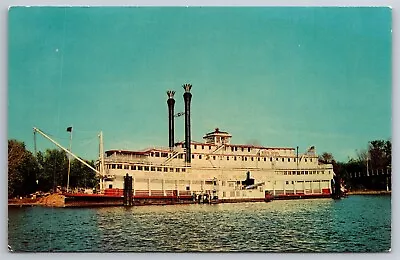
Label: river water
xmin=8 ymin=195 xmax=391 ymax=252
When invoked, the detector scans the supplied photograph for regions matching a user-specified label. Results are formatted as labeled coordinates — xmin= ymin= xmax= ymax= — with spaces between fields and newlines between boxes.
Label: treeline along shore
xmin=8 ymin=138 xmax=391 ymax=205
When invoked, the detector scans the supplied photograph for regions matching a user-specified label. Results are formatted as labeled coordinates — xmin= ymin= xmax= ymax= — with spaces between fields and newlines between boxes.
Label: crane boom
xmin=33 ymin=127 xmax=101 ymax=175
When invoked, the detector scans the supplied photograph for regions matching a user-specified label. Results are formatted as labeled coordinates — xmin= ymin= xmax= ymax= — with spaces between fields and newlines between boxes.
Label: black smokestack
xmin=183 ymin=84 xmax=192 ymax=163
xmin=167 ymin=90 xmax=175 ymax=150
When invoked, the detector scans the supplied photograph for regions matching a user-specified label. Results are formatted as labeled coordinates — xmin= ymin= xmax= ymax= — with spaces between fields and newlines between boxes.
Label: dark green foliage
xmin=8 ymin=140 xmax=39 ymax=198
xmin=323 ymin=139 xmax=391 ymax=191
xmin=69 ymin=159 xmax=97 ymax=189
xmin=8 ymin=139 xmax=99 ymax=197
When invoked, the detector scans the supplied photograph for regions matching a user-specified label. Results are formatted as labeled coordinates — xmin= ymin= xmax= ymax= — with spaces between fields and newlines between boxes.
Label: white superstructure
xmin=98 ymin=128 xmax=334 ymax=200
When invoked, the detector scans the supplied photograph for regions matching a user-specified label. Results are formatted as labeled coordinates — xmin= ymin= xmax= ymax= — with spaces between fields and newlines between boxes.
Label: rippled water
xmin=8 ymin=195 xmax=391 ymax=252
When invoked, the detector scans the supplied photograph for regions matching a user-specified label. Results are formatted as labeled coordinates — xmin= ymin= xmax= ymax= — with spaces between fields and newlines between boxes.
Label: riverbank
xmin=347 ymin=190 xmax=391 ymax=195
xmin=8 ymin=194 xmax=65 ymax=207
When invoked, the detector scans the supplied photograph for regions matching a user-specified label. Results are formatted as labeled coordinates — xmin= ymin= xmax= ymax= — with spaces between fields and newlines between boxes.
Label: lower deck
xmin=99 ymin=166 xmax=334 ymax=200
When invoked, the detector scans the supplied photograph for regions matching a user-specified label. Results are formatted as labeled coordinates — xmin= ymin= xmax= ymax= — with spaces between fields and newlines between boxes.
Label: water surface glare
xmin=8 ymin=195 xmax=391 ymax=252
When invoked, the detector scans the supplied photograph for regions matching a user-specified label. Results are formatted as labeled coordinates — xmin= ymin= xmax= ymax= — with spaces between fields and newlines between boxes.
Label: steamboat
xmin=97 ymin=84 xmax=334 ymax=203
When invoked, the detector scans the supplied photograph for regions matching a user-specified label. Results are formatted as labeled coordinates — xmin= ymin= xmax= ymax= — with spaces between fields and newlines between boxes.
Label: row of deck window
xmin=181 ymin=144 xmax=291 ymax=154
xmin=150 ymin=152 xmax=313 ymax=163
xmin=195 ymin=154 xmax=312 ymax=163
xmin=108 ymin=164 xmax=186 ymax=173
xmin=281 ymin=170 xmax=329 ymax=175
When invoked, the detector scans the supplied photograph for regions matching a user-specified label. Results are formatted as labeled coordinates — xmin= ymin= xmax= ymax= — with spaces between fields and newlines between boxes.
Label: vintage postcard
xmin=7 ymin=6 xmax=391 ymax=252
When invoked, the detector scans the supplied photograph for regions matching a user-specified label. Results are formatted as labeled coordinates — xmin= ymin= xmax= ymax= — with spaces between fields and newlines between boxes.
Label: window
xmin=270 ymin=157 xmax=273 ymax=162
xmin=305 ymin=158 xmax=308 ymax=162
xmin=209 ymin=146 xmax=211 ymax=150
xmin=258 ymin=157 xmax=260 ymax=161
xmin=151 ymin=167 xmax=155 ymax=171
xmin=305 ymin=171 xmax=308 ymax=175
xmin=182 ymin=168 xmax=186 ymax=172
xmin=192 ymin=154 xmax=195 ymax=159
xmin=276 ymin=158 xmax=279 ymax=161
xmin=251 ymin=157 xmax=254 ymax=161
xmin=227 ymin=156 xmax=230 ymax=161
xmin=213 ymin=156 xmax=216 ymax=160
xmin=199 ymin=155 xmax=202 ymax=159
xmin=161 ymin=153 xmax=168 ymax=157
xmin=264 ymin=157 xmax=266 ymax=161
xmin=286 ymin=181 xmax=289 ymax=185
xmin=301 ymin=171 xmax=304 ymax=175
xmin=248 ymin=148 xmax=251 ymax=152
xmin=138 ymin=166 xmax=143 ymax=170
xmin=124 ymin=165 xmax=129 ymax=170
xmin=235 ymin=147 xmax=238 ymax=151
xmin=186 ymin=186 xmax=190 ymax=191
xmin=117 ymin=164 xmax=122 ymax=169
xmin=109 ymin=184 xmax=113 ymax=189
xmin=144 ymin=166 xmax=149 ymax=171
xmin=182 ymin=144 xmax=184 ymax=148
xmin=241 ymin=147 xmax=244 ymax=152
xmin=163 ymin=167 xmax=168 ymax=172
xmin=155 ymin=152 xmax=160 ymax=157
xmin=234 ymin=156 xmax=237 ymax=161
xmin=170 ymin=168 xmax=174 ymax=172
xmin=131 ymin=165 xmax=136 ymax=170
xmin=310 ymin=158 xmax=313 ymax=162
xmin=294 ymin=158 xmax=296 ymax=162
xmin=150 ymin=152 xmax=154 ymax=157
xmin=176 ymin=168 xmax=180 ymax=172
xmin=202 ymin=145 xmax=204 ymax=149
xmin=194 ymin=145 xmax=197 ymax=149
xmin=157 ymin=167 xmax=162 ymax=172
xmin=112 ymin=164 xmax=116 ymax=169
xmin=231 ymin=147 xmax=234 ymax=152
xmin=178 ymin=154 xmax=183 ymax=159
xmin=282 ymin=158 xmax=284 ymax=162
xmin=288 ymin=158 xmax=291 ymax=162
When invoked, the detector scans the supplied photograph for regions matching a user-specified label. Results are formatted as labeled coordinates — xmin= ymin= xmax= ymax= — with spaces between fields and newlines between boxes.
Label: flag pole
xmin=67 ymin=126 xmax=73 ymax=193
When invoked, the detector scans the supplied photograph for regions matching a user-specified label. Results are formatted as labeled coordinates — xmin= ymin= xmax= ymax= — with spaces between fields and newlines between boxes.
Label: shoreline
xmin=8 ymin=190 xmax=392 ymax=208
xmin=347 ymin=190 xmax=391 ymax=195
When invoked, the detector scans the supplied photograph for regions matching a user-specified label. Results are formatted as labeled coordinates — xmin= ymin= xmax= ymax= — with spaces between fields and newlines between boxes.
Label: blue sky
xmin=8 ymin=7 xmax=391 ymax=162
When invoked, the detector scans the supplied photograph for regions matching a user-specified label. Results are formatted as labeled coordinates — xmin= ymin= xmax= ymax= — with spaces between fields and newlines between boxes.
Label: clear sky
xmin=8 ymin=7 xmax=392 ymax=162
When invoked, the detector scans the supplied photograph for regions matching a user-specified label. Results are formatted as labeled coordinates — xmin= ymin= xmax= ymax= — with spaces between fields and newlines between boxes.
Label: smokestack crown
xmin=167 ymin=90 xmax=175 ymax=99
xmin=183 ymin=84 xmax=192 ymax=93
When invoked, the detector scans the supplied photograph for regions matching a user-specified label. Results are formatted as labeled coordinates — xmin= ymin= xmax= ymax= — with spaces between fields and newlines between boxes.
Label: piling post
xmin=124 ymin=174 xmax=133 ymax=206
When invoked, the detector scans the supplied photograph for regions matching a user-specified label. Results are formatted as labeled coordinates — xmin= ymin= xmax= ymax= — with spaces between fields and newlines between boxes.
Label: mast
xmin=99 ymin=131 xmax=105 ymax=191
xmin=66 ymin=126 xmax=73 ymax=193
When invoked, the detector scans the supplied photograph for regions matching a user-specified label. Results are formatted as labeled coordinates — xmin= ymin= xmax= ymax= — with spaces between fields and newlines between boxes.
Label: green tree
xmin=318 ymin=152 xmax=334 ymax=164
xmin=37 ymin=149 xmax=68 ymax=192
xmin=8 ymin=140 xmax=38 ymax=198
xmin=367 ymin=139 xmax=391 ymax=171
xmin=69 ymin=159 xmax=98 ymax=189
